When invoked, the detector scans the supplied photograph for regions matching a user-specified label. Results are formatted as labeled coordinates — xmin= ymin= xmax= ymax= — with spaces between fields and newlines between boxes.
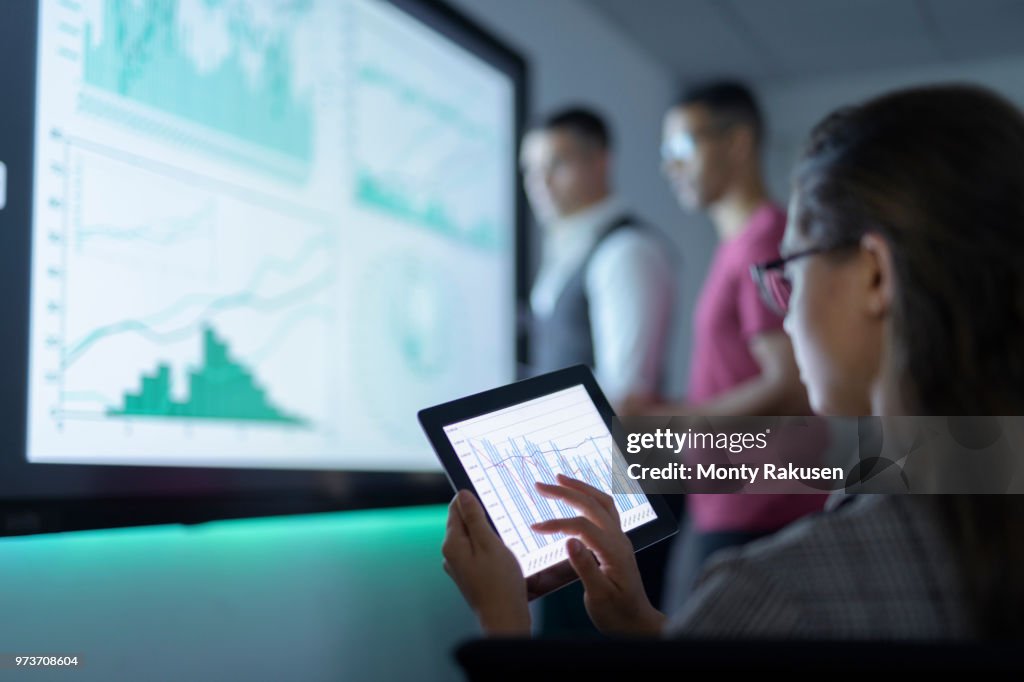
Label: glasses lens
xmin=766 ymin=269 xmax=792 ymax=314
xmin=660 ymin=133 xmax=695 ymax=163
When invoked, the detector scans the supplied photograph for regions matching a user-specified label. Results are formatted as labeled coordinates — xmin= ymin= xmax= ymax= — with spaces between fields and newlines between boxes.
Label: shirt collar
xmin=546 ymin=195 xmax=626 ymax=248
xmin=825 ymin=490 xmax=867 ymax=512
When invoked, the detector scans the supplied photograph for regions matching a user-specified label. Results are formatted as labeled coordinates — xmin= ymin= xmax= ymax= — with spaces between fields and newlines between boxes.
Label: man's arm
xmin=625 ymin=331 xmax=808 ymax=417
xmin=585 ymin=230 xmax=676 ymax=403
xmin=691 ymin=331 xmax=809 ymax=416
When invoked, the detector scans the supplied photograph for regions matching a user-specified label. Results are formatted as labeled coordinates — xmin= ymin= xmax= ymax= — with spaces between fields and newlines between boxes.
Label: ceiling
xmin=585 ymin=0 xmax=1024 ymax=83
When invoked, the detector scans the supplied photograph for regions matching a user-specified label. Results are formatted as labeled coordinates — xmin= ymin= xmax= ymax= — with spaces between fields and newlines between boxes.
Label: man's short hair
xmin=676 ymin=80 xmax=763 ymax=146
xmin=536 ymin=107 xmax=612 ymax=151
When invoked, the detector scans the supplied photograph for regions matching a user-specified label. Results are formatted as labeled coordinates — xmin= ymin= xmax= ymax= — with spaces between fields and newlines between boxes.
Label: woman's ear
xmin=859 ymin=232 xmax=895 ymax=317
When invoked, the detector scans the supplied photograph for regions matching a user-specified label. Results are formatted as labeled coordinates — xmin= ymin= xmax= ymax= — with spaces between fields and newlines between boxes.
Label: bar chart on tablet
xmin=442 ymin=385 xmax=655 ymax=575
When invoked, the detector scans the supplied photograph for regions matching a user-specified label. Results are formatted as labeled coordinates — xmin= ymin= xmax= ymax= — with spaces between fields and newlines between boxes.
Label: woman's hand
xmin=442 ymin=489 xmax=531 ymax=636
xmin=532 ymin=474 xmax=666 ymax=636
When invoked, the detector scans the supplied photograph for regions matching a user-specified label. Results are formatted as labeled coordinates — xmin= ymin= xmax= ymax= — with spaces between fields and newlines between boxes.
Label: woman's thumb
xmin=566 ymin=538 xmax=605 ymax=588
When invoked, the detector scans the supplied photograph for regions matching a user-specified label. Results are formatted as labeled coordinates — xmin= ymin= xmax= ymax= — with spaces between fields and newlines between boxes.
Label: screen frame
xmin=418 ymin=365 xmax=679 ymax=599
xmin=0 ymin=0 xmax=529 ymax=536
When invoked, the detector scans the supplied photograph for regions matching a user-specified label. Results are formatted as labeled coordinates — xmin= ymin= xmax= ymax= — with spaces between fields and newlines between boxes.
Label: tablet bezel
xmin=418 ymin=364 xmax=678 ymax=600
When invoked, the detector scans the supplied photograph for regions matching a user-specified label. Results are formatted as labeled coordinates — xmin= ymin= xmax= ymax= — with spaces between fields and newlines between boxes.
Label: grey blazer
xmin=664 ymin=494 xmax=975 ymax=639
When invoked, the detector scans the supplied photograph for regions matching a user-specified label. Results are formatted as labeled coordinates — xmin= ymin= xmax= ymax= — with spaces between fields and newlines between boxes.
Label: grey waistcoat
xmin=530 ymin=214 xmax=656 ymax=376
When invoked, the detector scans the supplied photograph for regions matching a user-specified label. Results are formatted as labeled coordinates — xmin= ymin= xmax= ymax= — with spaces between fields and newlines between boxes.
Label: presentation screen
xmin=24 ymin=0 xmax=520 ymax=472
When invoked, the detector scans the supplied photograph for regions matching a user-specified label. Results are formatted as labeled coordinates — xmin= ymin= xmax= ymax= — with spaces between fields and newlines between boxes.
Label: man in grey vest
xmin=521 ymin=107 xmax=676 ymax=404
xmin=520 ymin=107 xmax=677 ymax=634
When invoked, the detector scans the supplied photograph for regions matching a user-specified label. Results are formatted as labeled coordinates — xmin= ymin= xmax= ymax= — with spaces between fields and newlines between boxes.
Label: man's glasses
xmin=660 ymin=133 xmax=696 ymax=163
xmin=660 ymin=124 xmax=735 ymax=164
xmin=750 ymin=241 xmax=859 ymax=316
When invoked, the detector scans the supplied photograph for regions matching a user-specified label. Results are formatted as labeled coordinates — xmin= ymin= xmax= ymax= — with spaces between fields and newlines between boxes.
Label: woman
xmin=442 ymin=84 xmax=1024 ymax=639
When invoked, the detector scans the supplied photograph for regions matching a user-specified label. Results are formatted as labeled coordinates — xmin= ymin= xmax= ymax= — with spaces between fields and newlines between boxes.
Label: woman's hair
xmin=793 ymin=84 xmax=1024 ymax=637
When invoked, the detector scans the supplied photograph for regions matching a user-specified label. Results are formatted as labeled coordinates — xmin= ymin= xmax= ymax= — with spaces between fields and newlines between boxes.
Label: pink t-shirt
xmin=687 ymin=203 xmax=826 ymax=532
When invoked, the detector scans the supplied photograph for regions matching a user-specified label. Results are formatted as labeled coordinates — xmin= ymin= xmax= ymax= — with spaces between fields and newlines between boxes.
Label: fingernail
xmin=567 ymin=538 xmax=581 ymax=554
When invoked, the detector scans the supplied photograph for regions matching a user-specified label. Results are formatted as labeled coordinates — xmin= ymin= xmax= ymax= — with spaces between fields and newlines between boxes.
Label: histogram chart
xmin=443 ymin=386 xmax=655 ymax=576
xmin=108 ymin=327 xmax=308 ymax=425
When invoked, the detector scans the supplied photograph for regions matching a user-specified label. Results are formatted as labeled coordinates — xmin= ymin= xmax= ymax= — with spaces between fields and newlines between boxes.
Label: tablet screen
xmin=441 ymin=384 xmax=656 ymax=576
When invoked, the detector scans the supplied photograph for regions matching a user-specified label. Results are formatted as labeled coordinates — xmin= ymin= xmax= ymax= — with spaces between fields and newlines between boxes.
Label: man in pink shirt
xmin=628 ymin=81 xmax=825 ymax=612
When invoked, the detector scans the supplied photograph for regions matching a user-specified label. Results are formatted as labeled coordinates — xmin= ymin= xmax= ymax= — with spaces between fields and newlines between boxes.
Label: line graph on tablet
xmin=442 ymin=385 xmax=655 ymax=575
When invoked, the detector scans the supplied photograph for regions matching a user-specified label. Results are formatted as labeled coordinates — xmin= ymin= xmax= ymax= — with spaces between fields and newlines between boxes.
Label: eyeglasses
xmin=659 ymin=125 xmax=732 ymax=164
xmin=750 ymin=241 xmax=859 ymax=316
xmin=660 ymin=133 xmax=696 ymax=163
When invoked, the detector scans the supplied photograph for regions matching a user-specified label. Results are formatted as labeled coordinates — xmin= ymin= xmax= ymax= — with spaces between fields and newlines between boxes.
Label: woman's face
xmin=781 ymin=192 xmax=884 ymax=417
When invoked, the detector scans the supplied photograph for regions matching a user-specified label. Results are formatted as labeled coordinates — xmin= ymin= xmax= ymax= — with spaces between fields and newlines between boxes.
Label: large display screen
xmin=25 ymin=0 xmax=518 ymax=471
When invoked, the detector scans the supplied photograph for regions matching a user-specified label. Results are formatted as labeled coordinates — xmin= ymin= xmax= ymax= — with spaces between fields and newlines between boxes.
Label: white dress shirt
xmin=530 ymin=195 xmax=676 ymax=402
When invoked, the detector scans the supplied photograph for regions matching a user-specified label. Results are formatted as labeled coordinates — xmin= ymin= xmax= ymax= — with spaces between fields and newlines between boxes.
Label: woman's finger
xmin=531 ymin=516 xmax=607 ymax=552
xmin=442 ymin=498 xmax=472 ymax=564
xmin=565 ymin=537 xmax=609 ymax=593
xmin=446 ymin=496 xmax=468 ymax=533
xmin=555 ymin=473 xmax=620 ymax=520
xmin=456 ymin=489 xmax=498 ymax=550
xmin=535 ymin=481 xmax=615 ymax=527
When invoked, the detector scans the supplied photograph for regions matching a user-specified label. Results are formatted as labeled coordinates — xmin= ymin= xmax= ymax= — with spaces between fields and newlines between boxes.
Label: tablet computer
xmin=418 ymin=365 xmax=678 ymax=599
